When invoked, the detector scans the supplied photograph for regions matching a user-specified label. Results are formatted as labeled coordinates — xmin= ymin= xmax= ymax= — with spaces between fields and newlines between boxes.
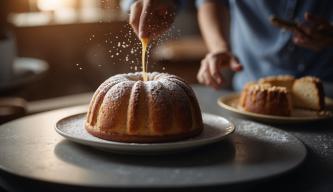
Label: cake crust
xmin=239 ymin=84 xmax=292 ymax=116
xmin=239 ymin=75 xmax=326 ymax=116
xmin=86 ymin=72 xmax=204 ymax=143
xmin=86 ymin=123 xmax=203 ymax=143
xmin=258 ymin=75 xmax=295 ymax=92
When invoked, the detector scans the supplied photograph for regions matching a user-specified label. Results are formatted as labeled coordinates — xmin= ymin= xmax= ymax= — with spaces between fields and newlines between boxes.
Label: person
xmin=129 ymin=0 xmax=333 ymax=96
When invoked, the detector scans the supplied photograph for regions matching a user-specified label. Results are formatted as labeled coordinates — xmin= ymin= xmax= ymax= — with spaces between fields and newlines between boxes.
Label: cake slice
xmin=292 ymin=76 xmax=325 ymax=110
xmin=259 ymin=75 xmax=295 ymax=92
xmin=239 ymin=82 xmax=257 ymax=108
xmin=239 ymin=83 xmax=292 ymax=116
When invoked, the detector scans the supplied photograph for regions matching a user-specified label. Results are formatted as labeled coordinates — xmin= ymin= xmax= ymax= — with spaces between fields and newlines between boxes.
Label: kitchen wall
xmin=1 ymin=0 xmax=205 ymax=101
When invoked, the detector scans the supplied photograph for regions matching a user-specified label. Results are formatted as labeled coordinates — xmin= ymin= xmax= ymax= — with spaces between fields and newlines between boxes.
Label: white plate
xmin=218 ymin=93 xmax=333 ymax=124
xmin=55 ymin=112 xmax=235 ymax=154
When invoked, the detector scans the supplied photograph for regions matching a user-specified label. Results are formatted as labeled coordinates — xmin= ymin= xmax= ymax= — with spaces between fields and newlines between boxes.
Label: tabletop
xmin=193 ymin=86 xmax=333 ymax=192
xmin=0 ymin=85 xmax=333 ymax=192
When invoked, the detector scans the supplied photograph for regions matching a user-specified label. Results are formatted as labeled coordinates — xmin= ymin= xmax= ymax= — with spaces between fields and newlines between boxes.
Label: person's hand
xmin=293 ymin=12 xmax=333 ymax=51
xmin=129 ymin=0 xmax=177 ymax=39
xmin=197 ymin=51 xmax=243 ymax=89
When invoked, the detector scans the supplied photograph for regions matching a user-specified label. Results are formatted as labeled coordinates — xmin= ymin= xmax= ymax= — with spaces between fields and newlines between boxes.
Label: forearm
xmin=198 ymin=1 xmax=229 ymax=53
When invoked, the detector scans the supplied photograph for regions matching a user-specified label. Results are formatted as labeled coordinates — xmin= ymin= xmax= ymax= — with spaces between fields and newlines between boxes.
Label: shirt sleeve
xmin=121 ymin=0 xmax=183 ymax=13
xmin=195 ymin=0 xmax=229 ymax=8
xmin=120 ymin=0 xmax=135 ymax=13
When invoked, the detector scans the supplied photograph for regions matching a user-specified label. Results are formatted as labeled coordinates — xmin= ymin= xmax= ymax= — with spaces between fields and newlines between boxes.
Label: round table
xmin=1 ymin=86 xmax=333 ymax=192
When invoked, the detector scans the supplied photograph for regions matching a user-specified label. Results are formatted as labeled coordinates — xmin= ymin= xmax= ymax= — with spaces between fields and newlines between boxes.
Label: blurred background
xmin=0 ymin=0 xmax=212 ymax=123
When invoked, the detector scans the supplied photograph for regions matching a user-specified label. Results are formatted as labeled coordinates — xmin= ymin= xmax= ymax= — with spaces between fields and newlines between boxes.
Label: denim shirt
xmin=197 ymin=0 xmax=333 ymax=94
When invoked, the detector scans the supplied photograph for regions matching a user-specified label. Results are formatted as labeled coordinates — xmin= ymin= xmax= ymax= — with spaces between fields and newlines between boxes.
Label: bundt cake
xmin=86 ymin=72 xmax=204 ymax=143
xmin=239 ymin=83 xmax=292 ymax=116
xmin=238 ymin=75 xmax=326 ymax=116
xmin=292 ymin=76 xmax=325 ymax=110
xmin=258 ymin=75 xmax=295 ymax=92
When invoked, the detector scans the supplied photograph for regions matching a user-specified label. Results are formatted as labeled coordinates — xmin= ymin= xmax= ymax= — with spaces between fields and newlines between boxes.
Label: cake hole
xmin=126 ymin=73 xmax=157 ymax=82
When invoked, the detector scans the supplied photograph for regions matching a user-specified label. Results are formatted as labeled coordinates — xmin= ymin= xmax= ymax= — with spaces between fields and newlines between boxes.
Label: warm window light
xmin=9 ymin=0 xmax=126 ymax=27
xmin=37 ymin=0 xmax=75 ymax=12
xmin=37 ymin=0 xmax=62 ymax=11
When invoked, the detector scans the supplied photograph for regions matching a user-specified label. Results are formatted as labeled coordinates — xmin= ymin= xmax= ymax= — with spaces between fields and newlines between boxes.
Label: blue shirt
xmin=197 ymin=0 xmax=333 ymax=95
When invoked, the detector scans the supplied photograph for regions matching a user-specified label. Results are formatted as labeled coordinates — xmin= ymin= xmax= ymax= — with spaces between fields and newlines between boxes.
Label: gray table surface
xmin=193 ymin=86 xmax=333 ymax=192
xmin=1 ymin=85 xmax=333 ymax=192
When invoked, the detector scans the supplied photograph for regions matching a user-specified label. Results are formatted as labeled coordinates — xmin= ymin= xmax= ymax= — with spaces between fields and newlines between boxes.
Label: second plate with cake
xmin=218 ymin=93 xmax=333 ymax=124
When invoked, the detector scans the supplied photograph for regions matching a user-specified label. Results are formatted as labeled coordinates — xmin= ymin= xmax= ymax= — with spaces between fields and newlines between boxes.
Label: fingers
xmin=130 ymin=0 xmax=177 ymax=39
xmin=230 ymin=56 xmax=243 ymax=72
xmin=292 ymin=15 xmax=322 ymax=50
xmin=129 ymin=1 xmax=143 ymax=37
xmin=304 ymin=12 xmax=329 ymax=26
xmin=293 ymin=30 xmax=315 ymax=50
xmin=293 ymin=33 xmax=305 ymax=44
xmin=138 ymin=1 xmax=151 ymax=38
xmin=197 ymin=52 xmax=241 ymax=89
xmin=302 ymin=12 xmax=333 ymax=37
xmin=283 ymin=12 xmax=333 ymax=51
xmin=197 ymin=59 xmax=222 ymax=89
xmin=138 ymin=1 xmax=176 ymax=39
xmin=217 ymin=52 xmax=243 ymax=72
xmin=293 ymin=33 xmax=318 ymax=50
xmin=304 ymin=12 xmax=333 ymax=38
xmin=207 ymin=55 xmax=223 ymax=84
xmin=293 ymin=13 xmax=333 ymax=51
xmin=197 ymin=52 xmax=244 ymax=89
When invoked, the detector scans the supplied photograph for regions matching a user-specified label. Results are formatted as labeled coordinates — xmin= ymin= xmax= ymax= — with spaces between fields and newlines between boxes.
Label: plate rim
xmin=217 ymin=93 xmax=333 ymax=123
xmin=55 ymin=112 xmax=235 ymax=154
